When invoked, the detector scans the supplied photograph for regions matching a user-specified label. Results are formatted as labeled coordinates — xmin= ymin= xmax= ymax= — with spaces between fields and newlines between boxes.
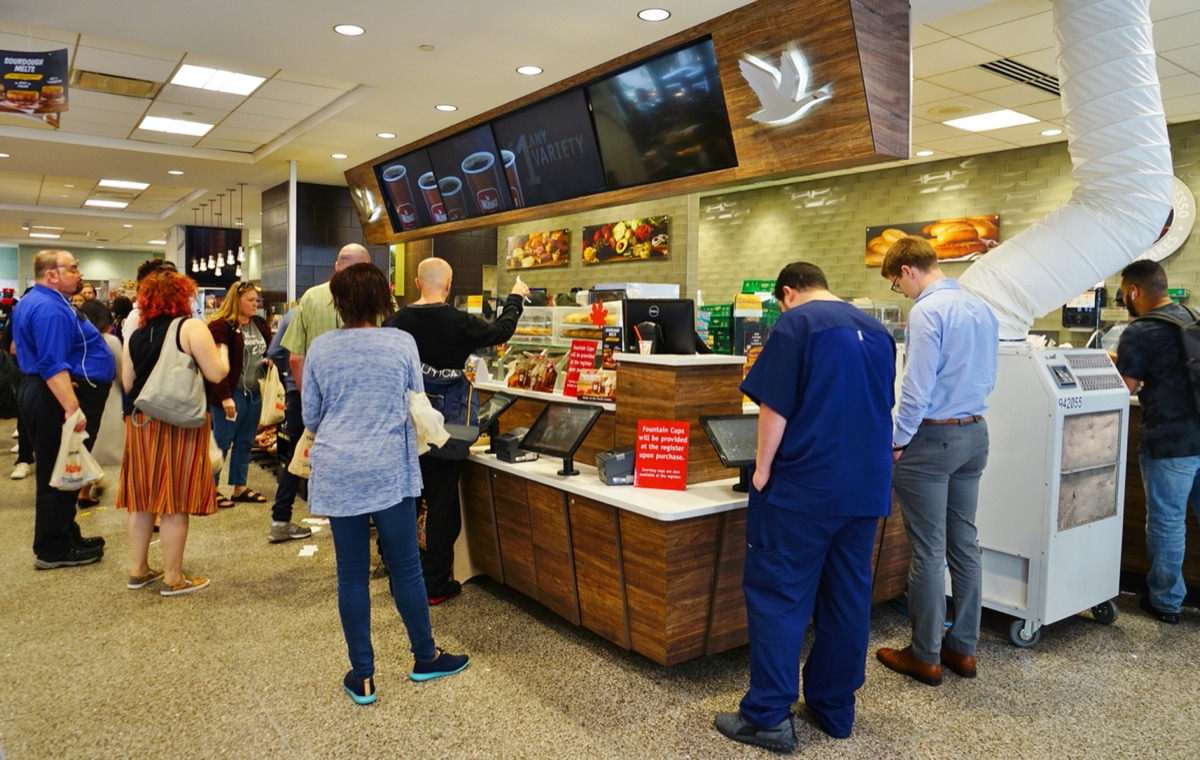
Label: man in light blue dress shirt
xmin=875 ymin=237 xmax=998 ymax=686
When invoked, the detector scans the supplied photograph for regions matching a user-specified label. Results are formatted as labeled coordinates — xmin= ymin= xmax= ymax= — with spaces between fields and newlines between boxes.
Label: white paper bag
xmin=259 ymin=364 xmax=286 ymax=427
xmin=287 ymin=428 xmax=315 ymax=478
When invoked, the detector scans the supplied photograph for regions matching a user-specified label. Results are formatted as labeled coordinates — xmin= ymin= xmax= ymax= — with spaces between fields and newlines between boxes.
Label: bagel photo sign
xmin=865 ymin=215 xmax=1000 ymax=267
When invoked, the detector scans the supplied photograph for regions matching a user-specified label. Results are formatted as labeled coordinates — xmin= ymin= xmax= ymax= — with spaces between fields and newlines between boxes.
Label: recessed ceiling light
xmin=638 ymin=8 xmax=671 ymax=22
xmin=84 ymin=199 xmax=129 ymax=209
xmin=915 ymin=150 xmax=934 ymax=157
xmin=64 ymin=183 xmax=74 ymax=188
xmin=168 ymin=169 xmax=184 ymax=175
xmin=435 ymin=104 xmax=458 ymax=112
xmin=331 ymin=153 xmax=349 ymax=159
xmin=334 ymin=24 xmax=365 ymax=36
xmin=0 ymin=152 xmax=9 ymax=158
xmin=516 ymin=65 xmax=543 ymax=76
xmin=122 ymin=224 xmax=134 ymax=228
xmin=1040 ymin=128 xmax=1063 ymax=136
xmin=377 ymin=132 xmax=396 ymax=139
xmin=943 ymin=109 xmax=1037 ymax=132
xmin=138 ymin=116 xmax=213 ymax=136
xmin=148 ymin=239 xmax=166 ymax=245
xmin=171 ymin=64 xmax=265 ymax=96
xmin=99 ymin=178 xmax=150 ymax=191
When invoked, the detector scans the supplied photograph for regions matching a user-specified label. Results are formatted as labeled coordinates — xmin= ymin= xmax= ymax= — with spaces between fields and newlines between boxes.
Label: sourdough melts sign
xmin=1 ymin=49 xmax=68 ymax=128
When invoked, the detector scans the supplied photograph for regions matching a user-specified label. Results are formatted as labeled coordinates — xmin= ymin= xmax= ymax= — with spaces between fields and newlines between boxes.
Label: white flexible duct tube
xmin=958 ymin=0 xmax=1174 ymax=340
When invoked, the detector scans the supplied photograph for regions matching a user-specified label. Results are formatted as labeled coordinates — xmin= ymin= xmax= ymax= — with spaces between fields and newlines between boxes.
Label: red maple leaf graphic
xmin=589 ymin=302 xmax=609 ymax=328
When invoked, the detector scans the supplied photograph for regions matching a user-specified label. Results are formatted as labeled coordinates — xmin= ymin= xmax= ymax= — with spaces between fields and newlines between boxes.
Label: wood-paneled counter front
xmin=461 ymin=454 xmax=911 ymax=666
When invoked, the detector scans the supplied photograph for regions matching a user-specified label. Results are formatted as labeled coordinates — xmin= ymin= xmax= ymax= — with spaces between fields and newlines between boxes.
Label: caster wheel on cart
xmin=1091 ymin=600 xmax=1119 ymax=625
xmin=1009 ymin=619 xmax=1041 ymax=648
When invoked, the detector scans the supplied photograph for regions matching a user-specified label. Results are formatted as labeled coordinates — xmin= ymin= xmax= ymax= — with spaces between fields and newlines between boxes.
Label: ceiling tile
xmin=912 ymin=121 xmax=968 ymax=144
xmin=272 ymin=70 xmax=358 ymax=91
xmin=253 ymin=79 xmax=346 ymax=107
xmin=921 ymin=133 xmax=1014 ymax=153
xmin=924 ymin=0 xmax=1051 ymax=37
xmin=1151 ymin=0 xmax=1200 ymax=21
xmin=915 ymin=94 xmax=1009 ymax=122
xmin=59 ymin=107 xmax=142 ymax=128
xmin=913 ymin=39 xmax=1004 ymax=78
xmin=1157 ymin=57 xmax=1187 ymax=80
xmin=174 ymin=53 xmax=275 ymax=81
xmin=143 ymin=102 xmax=229 ymax=125
xmin=913 ymin=80 xmax=961 ymax=105
xmin=77 ymin=34 xmax=179 ymax=63
xmin=1020 ymin=100 xmax=1066 ymax=121
xmin=975 ymin=83 xmax=1059 ymax=110
xmin=912 ymin=25 xmax=949 ymax=47
xmin=64 ymin=89 xmax=152 ymax=115
xmin=131 ymin=130 xmax=201 ymax=147
xmin=219 ymin=111 xmax=297 ymax=133
xmin=1153 ymin=12 xmax=1200 ymax=53
xmin=233 ymin=96 xmax=320 ymax=121
xmin=73 ymin=46 xmax=178 ymax=82
xmin=1162 ymin=93 xmax=1200 ymax=117
xmin=926 ymin=67 xmax=1014 ymax=94
xmin=56 ymin=121 xmax=135 ymax=140
xmin=1161 ymin=44 xmax=1200 ymax=73
xmin=203 ymin=125 xmax=279 ymax=144
xmin=156 ymin=84 xmax=246 ymax=111
xmin=960 ymin=12 xmax=1055 ymax=58
xmin=0 ymin=31 xmax=73 ymax=58
xmin=1009 ymin=47 xmax=1058 ymax=75
xmin=1161 ymin=74 xmax=1200 ymax=101
xmin=194 ymin=137 xmax=262 ymax=153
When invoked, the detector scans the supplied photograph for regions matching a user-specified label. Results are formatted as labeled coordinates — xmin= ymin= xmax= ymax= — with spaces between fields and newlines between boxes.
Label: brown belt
xmin=922 ymin=415 xmax=984 ymax=426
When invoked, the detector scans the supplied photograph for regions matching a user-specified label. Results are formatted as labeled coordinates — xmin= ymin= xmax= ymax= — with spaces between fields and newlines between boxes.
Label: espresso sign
xmin=1 ymin=48 xmax=68 ymax=128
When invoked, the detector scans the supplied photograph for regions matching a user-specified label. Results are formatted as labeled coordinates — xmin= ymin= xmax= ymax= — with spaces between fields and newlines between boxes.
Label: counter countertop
xmin=616 ymin=353 xmax=747 ymax=368
xmin=469 ymin=451 xmax=747 ymax=521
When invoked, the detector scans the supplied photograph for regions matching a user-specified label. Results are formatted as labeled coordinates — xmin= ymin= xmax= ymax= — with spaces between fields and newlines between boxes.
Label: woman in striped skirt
xmin=117 ymin=270 xmax=229 ymax=596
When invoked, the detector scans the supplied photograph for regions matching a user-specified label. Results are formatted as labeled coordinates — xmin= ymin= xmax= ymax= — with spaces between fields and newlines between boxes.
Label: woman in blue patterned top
xmin=302 ymin=263 xmax=468 ymax=704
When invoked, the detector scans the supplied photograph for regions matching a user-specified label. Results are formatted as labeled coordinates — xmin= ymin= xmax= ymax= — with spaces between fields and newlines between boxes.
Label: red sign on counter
xmin=562 ymin=339 xmax=600 ymax=398
xmin=634 ymin=419 xmax=689 ymax=490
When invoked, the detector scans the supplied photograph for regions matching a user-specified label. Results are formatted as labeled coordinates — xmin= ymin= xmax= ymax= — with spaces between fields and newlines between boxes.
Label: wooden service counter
xmin=467 ymin=354 xmax=911 ymax=665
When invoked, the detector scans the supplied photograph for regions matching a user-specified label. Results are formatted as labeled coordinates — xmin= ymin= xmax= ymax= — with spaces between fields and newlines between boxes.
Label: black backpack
xmin=1134 ymin=304 xmax=1200 ymax=414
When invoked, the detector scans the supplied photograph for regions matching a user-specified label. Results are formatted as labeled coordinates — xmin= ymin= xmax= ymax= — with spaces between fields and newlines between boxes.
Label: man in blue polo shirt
xmin=715 ymin=262 xmax=895 ymax=752
xmin=13 ymin=249 xmax=115 ymax=569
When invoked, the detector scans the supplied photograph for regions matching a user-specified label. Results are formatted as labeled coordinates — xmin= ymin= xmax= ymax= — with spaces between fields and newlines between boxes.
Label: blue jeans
xmin=1139 ymin=452 xmax=1200 ymax=612
xmin=210 ymin=389 xmax=262 ymax=488
xmin=329 ymin=498 xmax=437 ymax=679
xmin=891 ymin=421 xmax=988 ymax=663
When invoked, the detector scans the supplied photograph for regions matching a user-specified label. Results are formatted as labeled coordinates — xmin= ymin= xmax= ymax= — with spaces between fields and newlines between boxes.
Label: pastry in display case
xmin=511 ymin=306 xmax=554 ymax=343
xmin=556 ymin=304 xmax=621 ymax=342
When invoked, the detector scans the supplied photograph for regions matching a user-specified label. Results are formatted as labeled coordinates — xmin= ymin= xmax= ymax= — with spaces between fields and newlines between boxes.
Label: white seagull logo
xmin=739 ymin=47 xmax=833 ymax=126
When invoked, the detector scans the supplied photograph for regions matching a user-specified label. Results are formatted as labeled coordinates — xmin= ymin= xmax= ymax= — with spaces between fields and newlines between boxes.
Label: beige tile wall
xmin=490 ymin=120 xmax=1200 ymax=341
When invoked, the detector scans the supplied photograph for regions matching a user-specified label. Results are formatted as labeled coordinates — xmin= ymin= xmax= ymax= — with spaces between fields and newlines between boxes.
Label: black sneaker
xmin=34 ymin=545 xmax=103 ymax=570
xmin=77 ymin=535 xmax=105 ymax=550
xmin=715 ymin=711 xmax=797 ymax=753
xmin=410 ymin=648 xmax=469 ymax=682
xmin=342 ymin=671 xmax=376 ymax=705
xmin=1139 ymin=594 xmax=1180 ymax=624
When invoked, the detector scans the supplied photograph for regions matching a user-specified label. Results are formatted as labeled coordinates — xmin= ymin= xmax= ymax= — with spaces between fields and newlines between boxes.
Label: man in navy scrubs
xmin=715 ymin=262 xmax=895 ymax=752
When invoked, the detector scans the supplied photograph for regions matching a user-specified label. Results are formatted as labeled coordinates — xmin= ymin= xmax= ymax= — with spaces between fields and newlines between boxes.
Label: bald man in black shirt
xmin=388 ymin=258 xmax=528 ymax=603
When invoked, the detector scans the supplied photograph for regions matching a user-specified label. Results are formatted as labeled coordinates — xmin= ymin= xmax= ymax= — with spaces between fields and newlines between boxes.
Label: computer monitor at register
xmin=622 ymin=298 xmax=697 ymax=354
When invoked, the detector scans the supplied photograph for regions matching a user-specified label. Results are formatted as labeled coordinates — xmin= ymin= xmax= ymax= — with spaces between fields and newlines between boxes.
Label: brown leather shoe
xmin=876 ymin=646 xmax=942 ymax=686
xmin=940 ymin=645 xmax=977 ymax=678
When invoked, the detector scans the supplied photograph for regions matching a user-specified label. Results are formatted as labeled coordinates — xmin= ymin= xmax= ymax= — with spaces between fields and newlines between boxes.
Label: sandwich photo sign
xmin=865 ymin=215 xmax=1000 ymax=267
xmin=0 ymin=48 xmax=68 ymax=128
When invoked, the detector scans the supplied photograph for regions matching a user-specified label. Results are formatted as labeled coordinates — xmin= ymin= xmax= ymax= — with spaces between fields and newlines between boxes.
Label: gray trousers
xmin=892 ymin=420 xmax=989 ymax=663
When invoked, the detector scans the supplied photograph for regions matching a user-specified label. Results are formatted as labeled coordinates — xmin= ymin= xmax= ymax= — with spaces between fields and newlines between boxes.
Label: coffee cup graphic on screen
xmin=418 ymin=172 xmax=447 ymax=223
xmin=461 ymin=151 xmax=503 ymax=215
xmin=501 ymin=149 xmax=524 ymax=208
xmin=381 ymin=165 xmax=418 ymax=230
xmin=438 ymin=176 xmax=468 ymax=221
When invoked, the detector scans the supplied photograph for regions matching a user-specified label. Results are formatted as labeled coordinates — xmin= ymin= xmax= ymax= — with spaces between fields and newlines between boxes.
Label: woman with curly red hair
xmin=117 ymin=270 xmax=229 ymax=596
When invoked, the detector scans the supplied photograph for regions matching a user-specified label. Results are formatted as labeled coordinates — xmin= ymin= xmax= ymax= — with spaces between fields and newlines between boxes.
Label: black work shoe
xmin=428 ymin=580 xmax=462 ymax=606
xmin=34 ymin=545 xmax=103 ymax=570
xmin=77 ymin=535 xmax=105 ymax=550
xmin=1139 ymin=594 xmax=1180 ymax=624
xmin=715 ymin=711 xmax=797 ymax=753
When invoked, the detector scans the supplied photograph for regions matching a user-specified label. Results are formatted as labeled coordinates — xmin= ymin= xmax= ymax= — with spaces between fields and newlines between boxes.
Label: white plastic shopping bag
xmin=408 ymin=389 xmax=450 ymax=456
xmin=287 ymin=428 xmax=315 ymax=478
xmin=50 ymin=409 xmax=104 ymax=490
xmin=259 ymin=364 xmax=286 ymax=427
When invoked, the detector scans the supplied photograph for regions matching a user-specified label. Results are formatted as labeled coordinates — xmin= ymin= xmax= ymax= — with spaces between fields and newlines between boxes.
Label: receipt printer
xmin=595 ymin=446 xmax=636 ymax=485
xmin=494 ymin=427 xmax=539 ymax=464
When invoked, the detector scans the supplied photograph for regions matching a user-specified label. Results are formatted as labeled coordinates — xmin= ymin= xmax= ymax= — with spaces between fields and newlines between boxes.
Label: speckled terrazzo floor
xmin=1 ymin=443 xmax=1198 ymax=759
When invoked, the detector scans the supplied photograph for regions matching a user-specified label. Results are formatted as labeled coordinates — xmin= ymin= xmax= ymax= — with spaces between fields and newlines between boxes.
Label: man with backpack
xmin=1116 ymin=259 xmax=1200 ymax=625
xmin=387 ymin=258 xmax=528 ymax=604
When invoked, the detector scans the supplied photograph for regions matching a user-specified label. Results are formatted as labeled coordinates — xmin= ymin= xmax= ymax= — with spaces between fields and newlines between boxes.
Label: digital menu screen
xmin=374 ymin=149 xmax=444 ymax=233
xmin=588 ymin=38 xmax=737 ymax=190
xmin=492 ymin=89 xmax=607 ymax=207
xmin=426 ymin=125 xmax=514 ymax=220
